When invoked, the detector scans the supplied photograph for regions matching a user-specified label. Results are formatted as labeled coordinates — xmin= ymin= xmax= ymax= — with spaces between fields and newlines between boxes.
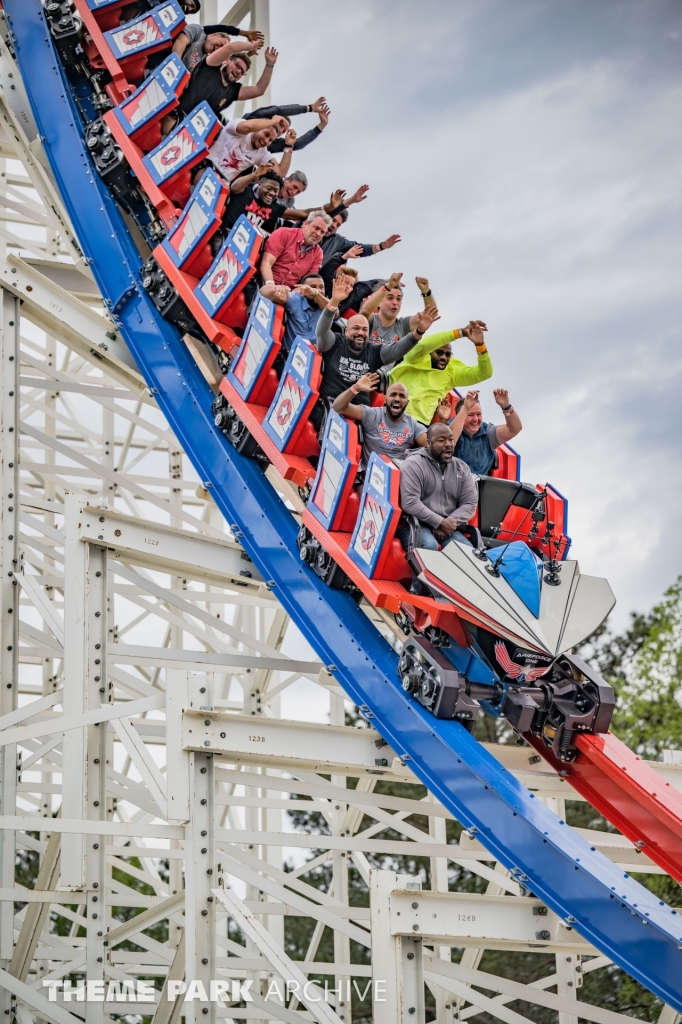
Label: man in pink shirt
xmin=260 ymin=211 xmax=330 ymax=289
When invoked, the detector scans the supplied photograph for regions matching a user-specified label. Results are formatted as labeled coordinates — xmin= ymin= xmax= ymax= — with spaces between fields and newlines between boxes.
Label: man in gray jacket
xmin=398 ymin=423 xmax=478 ymax=551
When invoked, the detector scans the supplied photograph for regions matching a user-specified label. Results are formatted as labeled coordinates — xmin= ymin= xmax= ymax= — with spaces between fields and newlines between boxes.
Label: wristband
xmin=502 ymin=403 xmax=512 ymax=412
xmin=421 ymin=289 xmax=432 ymax=297
xmin=350 ymin=385 xmax=359 ymax=395
xmin=283 ymin=146 xmax=293 ymax=153
xmin=414 ymin=328 xmax=424 ymax=337
xmin=327 ymin=303 xmax=339 ymax=312
xmin=475 ymin=346 xmax=488 ymax=355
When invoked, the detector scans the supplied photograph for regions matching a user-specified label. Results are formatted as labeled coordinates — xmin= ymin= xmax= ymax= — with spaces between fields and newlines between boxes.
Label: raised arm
xmin=228 ymin=163 xmax=274 ymax=194
xmin=444 ymin=321 xmax=493 ymax=386
xmin=315 ymin=275 xmax=354 ymax=352
xmin=232 ymin=115 xmax=287 ymax=136
xmin=492 ymin=389 xmax=522 ymax=443
xmin=379 ymin=306 xmax=441 ymax=365
xmin=206 ymin=37 xmax=262 ymax=66
xmin=448 ymin=390 xmax=479 ymax=444
xmin=359 ymin=272 xmax=403 ymax=320
xmin=238 ymin=46 xmax=278 ymax=101
xmin=332 ymin=372 xmax=379 ymax=421
xmin=409 ymin=277 xmax=437 ymax=328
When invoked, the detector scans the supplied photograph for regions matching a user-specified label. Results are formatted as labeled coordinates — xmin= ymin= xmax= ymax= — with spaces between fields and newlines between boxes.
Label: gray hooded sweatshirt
xmin=399 ymin=448 xmax=478 ymax=531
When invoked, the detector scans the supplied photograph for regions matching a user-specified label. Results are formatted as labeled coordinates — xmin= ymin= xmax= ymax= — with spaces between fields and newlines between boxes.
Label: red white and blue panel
xmin=348 ymin=453 xmax=401 ymax=578
xmin=104 ymin=1 xmax=185 ymax=60
xmin=262 ymin=337 xmax=319 ymax=452
xmin=194 ymin=215 xmax=260 ymax=320
xmin=226 ymin=294 xmax=280 ymax=402
xmin=308 ymin=411 xmax=358 ymax=532
xmin=160 ymin=168 xmax=227 ymax=270
xmin=142 ymin=102 xmax=219 ymax=186
xmin=111 ymin=54 xmax=189 ymax=141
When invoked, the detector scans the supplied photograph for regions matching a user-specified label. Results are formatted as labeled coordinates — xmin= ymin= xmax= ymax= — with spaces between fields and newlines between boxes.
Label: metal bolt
xmin=412 ymin=901 xmax=419 ymax=909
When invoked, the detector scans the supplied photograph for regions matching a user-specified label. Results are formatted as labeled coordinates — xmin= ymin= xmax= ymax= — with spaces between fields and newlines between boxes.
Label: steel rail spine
xmin=6 ymin=1 xmax=682 ymax=1008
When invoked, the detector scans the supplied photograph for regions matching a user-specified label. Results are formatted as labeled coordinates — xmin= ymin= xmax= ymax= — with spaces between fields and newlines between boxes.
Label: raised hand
xmin=331 ymin=273 xmax=355 ymax=305
xmin=264 ymin=46 xmax=278 ymax=65
xmin=385 ymin=272 xmax=403 ymax=292
xmin=283 ymin=127 xmax=297 ymax=146
xmin=245 ymin=38 xmax=264 ymax=55
xmin=436 ymin=396 xmax=453 ymax=422
xmin=415 ymin=276 xmax=430 ymax=294
xmin=381 ymin=233 xmax=400 ymax=250
xmin=329 ymin=189 xmax=346 ymax=209
xmin=342 ymin=244 xmax=364 ymax=260
xmin=493 ymin=388 xmax=510 ymax=408
xmin=354 ymin=372 xmax=380 ymax=393
xmin=414 ymin=305 xmax=440 ymax=335
xmin=464 ymin=389 xmax=480 ymax=411
xmin=463 ymin=320 xmax=488 ymax=346
xmin=310 ymin=96 xmax=327 ymax=113
xmin=243 ymin=29 xmax=265 ymax=42
xmin=317 ymin=103 xmax=330 ymax=129
xmin=347 ymin=184 xmax=369 ymax=206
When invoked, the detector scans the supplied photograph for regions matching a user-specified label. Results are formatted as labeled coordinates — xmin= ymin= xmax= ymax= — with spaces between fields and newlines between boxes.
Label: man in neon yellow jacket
xmin=389 ymin=320 xmax=492 ymax=425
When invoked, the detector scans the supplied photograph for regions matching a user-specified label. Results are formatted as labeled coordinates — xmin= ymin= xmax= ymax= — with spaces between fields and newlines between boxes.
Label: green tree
xmin=578 ymin=576 xmax=682 ymax=758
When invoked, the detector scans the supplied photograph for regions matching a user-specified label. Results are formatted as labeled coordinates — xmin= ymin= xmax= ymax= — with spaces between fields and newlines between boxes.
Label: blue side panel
xmin=112 ymin=53 xmax=189 ymax=140
xmin=262 ymin=337 xmax=317 ymax=451
xmin=227 ymin=294 xmax=278 ymax=402
xmin=9 ymin=3 xmax=682 ymax=1008
xmin=142 ymin=102 xmax=217 ymax=187
xmin=160 ymin=168 xmax=226 ymax=270
xmin=308 ymin=411 xmax=357 ymax=531
xmin=104 ymin=2 xmax=185 ymax=61
xmin=194 ymin=215 xmax=260 ymax=319
xmin=348 ymin=454 xmax=399 ymax=578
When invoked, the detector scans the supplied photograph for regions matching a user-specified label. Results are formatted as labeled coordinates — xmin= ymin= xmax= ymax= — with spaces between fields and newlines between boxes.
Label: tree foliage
xmin=578 ymin=575 xmax=682 ymax=758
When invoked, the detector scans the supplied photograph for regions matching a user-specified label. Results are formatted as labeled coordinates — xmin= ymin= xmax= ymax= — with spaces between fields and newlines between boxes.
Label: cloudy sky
xmin=231 ymin=0 xmax=682 ymax=629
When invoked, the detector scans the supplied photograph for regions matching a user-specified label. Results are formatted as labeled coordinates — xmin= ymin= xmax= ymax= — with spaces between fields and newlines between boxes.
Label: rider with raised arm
xmin=449 ymin=388 xmax=523 ymax=476
xmin=311 ymin=273 xmax=440 ymax=432
xmin=332 ymin=373 xmax=427 ymax=469
xmin=359 ymin=272 xmax=437 ymax=345
xmin=179 ymin=44 xmax=277 ymax=120
xmin=389 ymin=319 xmax=493 ymax=424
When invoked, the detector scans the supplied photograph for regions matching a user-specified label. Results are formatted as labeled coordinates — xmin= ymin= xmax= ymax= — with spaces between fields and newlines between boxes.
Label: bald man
xmin=398 ymin=422 xmax=478 ymax=554
xmin=313 ymin=273 xmax=439 ymax=432
xmin=332 ymin=373 xmax=427 ymax=469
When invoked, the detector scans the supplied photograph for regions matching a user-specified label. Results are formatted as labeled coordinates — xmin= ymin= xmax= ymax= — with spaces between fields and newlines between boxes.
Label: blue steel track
xmin=7 ymin=1 xmax=681 ymax=1006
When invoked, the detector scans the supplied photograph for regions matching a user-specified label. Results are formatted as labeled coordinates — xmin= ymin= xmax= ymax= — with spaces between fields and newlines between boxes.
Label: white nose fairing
xmin=416 ymin=541 xmax=615 ymax=658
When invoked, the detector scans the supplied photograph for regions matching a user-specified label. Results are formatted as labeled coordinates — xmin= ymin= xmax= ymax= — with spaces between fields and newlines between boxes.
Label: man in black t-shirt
xmin=311 ymin=274 xmax=440 ymax=432
xmin=222 ymin=169 xmax=287 ymax=234
xmin=178 ymin=44 xmax=278 ymax=121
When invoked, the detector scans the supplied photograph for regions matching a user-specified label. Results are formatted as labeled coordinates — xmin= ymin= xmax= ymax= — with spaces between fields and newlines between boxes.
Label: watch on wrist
xmin=421 ymin=288 xmax=432 ymax=297
xmin=502 ymin=403 xmax=512 ymax=412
